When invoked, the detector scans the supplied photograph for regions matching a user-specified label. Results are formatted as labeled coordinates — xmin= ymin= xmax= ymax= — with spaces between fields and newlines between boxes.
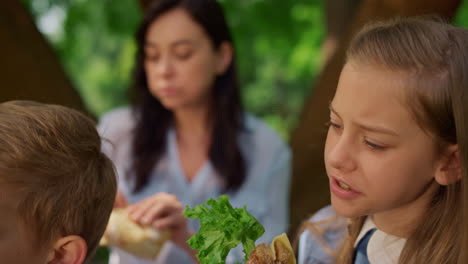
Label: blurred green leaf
xmin=454 ymin=0 xmax=468 ymax=28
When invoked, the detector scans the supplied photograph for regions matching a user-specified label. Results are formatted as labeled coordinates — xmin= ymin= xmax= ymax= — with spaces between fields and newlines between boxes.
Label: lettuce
xmin=184 ymin=195 xmax=265 ymax=264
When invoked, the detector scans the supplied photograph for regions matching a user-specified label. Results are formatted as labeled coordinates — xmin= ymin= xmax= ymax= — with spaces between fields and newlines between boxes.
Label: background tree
xmin=0 ymin=0 xmax=86 ymax=113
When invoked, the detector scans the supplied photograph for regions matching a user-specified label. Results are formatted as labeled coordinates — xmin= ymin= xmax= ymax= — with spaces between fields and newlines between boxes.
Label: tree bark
xmin=139 ymin=0 xmax=152 ymax=11
xmin=289 ymin=0 xmax=461 ymax=236
xmin=0 ymin=0 xmax=87 ymax=114
xmin=321 ymin=0 xmax=362 ymax=66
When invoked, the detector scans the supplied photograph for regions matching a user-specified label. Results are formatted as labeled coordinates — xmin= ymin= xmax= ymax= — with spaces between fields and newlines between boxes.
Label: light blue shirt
xmin=98 ymin=107 xmax=292 ymax=264
xmin=298 ymin=205 xmax=347 ymax=264
xmin=298 ymin=206 xmax=406 ymax=264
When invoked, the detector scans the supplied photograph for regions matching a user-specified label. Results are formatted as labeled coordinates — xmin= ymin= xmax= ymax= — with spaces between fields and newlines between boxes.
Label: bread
xmin=99 ymin=208 xmax=170 ymax=260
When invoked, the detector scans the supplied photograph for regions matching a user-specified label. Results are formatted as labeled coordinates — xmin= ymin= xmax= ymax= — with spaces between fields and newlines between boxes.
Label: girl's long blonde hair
xmin=329 ymin=17 xmax=468 ymax=264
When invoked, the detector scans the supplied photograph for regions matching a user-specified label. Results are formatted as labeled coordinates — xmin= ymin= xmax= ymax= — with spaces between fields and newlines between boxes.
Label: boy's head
xmin=0 ymin=101 xmax=116 ymax=263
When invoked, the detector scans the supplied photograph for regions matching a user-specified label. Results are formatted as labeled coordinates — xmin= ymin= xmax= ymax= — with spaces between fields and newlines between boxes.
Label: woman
xmin=98 ymin=0 xmax=291 ymax=263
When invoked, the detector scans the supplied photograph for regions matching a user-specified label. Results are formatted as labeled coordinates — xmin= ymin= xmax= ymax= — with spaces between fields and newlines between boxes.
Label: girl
xmin=98 ymin=0 xmax=291 ymax=263
xmin=298 ymin=17 xmax=468 ymax=264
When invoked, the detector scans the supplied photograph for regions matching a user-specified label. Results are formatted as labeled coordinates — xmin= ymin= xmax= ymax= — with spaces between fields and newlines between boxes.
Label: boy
xmin=0 ymin=100 xmax=116 ymax=263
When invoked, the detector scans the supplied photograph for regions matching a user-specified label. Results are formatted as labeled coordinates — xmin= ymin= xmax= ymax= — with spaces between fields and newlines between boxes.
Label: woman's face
xmin=144 ymin=8 xmax=230 ymax=111
xmin=324 ymin=62 xmax=442 ymax=222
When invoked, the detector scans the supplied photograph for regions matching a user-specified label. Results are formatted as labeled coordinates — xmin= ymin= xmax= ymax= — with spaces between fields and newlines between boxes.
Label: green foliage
xmin=57 ymin=0 xmax=141 ymax=115
xmin=184 ymin=195 xmax=265 ymax=263
xmin=221 ymin=0 xmax=324 ymax=137
xmin=89 ymin=247 xmax=109 ymax=264
xmin=22 ymin=0 xmax=324 ymax=138
xmin=455 ymin=0 xmax=468 ymax=28
xmin=23 ymin=0 xmax=141 ymax=116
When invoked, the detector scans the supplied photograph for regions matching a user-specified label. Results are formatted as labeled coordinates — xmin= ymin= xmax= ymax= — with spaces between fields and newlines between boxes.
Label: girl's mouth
xmin=338 ymin=181 xmax=352 ymax=191
xmin=330 ymin=177 xmax=361 ymax=199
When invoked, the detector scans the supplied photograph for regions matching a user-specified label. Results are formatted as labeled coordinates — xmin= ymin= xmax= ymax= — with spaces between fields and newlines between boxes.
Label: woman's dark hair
xmin=130 ymin=0 xmax=245 ymax=193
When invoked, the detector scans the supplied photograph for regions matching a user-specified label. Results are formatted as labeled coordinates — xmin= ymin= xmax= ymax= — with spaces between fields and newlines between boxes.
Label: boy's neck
xmin=372 ymin=180 xmax=439 ymax=238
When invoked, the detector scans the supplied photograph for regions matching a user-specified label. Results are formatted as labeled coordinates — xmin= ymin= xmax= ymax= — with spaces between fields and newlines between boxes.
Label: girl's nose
xmin=326 ymin=134 xmax=357 ymax=173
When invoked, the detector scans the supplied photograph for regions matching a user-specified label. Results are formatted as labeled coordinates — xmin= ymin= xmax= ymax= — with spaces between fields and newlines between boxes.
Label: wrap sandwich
xmin=99 ymin=208 xmax=170 ymax=260
xmin=184 ymin=195 xmax=297 ymax=264
xmin=246 ymin=233 xmax=296 ymax=264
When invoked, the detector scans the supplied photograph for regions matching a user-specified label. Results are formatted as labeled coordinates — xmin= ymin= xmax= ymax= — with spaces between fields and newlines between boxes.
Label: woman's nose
xmin=156 ymin=56 xmax=173 ymax=77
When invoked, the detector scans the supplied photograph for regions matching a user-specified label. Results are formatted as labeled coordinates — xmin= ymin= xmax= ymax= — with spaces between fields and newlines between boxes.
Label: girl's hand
xmin=126 ymin=193 xmax=194 ymax=252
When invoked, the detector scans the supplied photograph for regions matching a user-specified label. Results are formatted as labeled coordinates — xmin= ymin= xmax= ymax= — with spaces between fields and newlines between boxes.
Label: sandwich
xmin=246 ymin=233 xmax=296 ymax=264
xmin=184 ymin=195 xmax=296 ymax=264
xmin=99 ymin=208 xmax=170 ymax=260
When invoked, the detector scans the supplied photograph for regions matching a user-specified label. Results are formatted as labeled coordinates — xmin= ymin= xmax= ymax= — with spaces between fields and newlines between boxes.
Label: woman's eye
xmin=365 ymin=140 xmax=386 ymax=150
xmin=145 ymin=54 xmax=159 ymax=62
xmin=175 ymin=50 xmax=192 ymax=60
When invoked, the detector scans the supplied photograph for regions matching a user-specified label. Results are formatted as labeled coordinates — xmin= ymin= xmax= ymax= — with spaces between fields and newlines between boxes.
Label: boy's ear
xmin=47 ymin=235 xmax=87 ymax=264
xmin=435 ymin=144 xmax=462 ymax=186
xmin=215 ymin=41 xmax=233 ymax=75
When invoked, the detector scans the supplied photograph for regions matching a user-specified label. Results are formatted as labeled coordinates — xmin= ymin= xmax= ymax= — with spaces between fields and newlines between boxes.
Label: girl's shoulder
xmin=298 ymin=205 xmax=347 ymax=264
xmin=304 ymin=205 xmax=347 ymax=241
xmin=309 ymin=205 xmax=339 ymax=222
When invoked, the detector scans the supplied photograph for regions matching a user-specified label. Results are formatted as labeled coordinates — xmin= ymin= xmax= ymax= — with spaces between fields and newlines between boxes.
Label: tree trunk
xmin=321 ymin=0 xmax=362 ymax=66
xmin=0 ymin=0 xmax=87 ymax=114
xmin=139 ymin=0 xmax=152 ymax=11
xmin=289 ymin=0 xmax=461 ymax=236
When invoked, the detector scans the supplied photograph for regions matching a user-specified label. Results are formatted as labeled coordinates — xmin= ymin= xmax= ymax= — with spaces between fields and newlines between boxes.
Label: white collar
xmin=354 ymin=217 xmax=407 ymax=264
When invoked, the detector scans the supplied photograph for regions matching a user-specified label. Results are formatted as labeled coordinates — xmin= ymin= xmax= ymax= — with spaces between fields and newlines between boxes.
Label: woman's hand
xmin=114 ymin=190 xmax=129 ymax=208
xmin=126 ymin=193 xmax=195 ymax=255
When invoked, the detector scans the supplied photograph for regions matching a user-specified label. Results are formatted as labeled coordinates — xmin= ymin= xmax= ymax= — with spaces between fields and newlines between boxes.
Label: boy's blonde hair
xmin=333 ymin=17 xmax=468 ymax=264
xmin=0 ymin=101 xmax=116 ymax=261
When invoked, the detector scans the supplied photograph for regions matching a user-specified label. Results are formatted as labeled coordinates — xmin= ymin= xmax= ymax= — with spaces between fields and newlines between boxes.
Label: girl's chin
xmin=330 ymin=198 xmax=368 ymax=218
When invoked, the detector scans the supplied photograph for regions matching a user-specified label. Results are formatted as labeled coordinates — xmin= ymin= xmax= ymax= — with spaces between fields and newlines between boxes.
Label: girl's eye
xmin=365 ymin=140 xmax=386 ymax=150
xmin=326 ymin=121 xmax=342 ymax=129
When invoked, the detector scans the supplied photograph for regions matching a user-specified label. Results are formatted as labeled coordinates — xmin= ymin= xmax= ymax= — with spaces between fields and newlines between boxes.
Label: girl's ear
xmin=435 ymin=144 xmax=462 ymax=186
xmin=215 ymin=42 xmax=233 ymax=75
xmin=47 ymin=235 xmax=87 ymax=264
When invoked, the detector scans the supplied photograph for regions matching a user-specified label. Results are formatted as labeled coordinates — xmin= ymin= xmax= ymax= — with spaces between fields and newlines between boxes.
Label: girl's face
xmin=325 ymin=62 xmax=442 ymax=220
xmin=144 ymin=8 xmax=230 ymax=111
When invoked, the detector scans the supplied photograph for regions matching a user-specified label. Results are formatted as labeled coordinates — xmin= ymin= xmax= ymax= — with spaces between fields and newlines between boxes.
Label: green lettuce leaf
xmin=184 ymin=195 xmax=265 ymax=264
